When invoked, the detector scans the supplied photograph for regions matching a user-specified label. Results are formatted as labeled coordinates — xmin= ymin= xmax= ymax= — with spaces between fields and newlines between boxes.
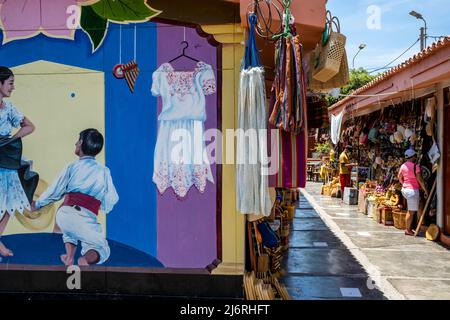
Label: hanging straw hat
xmin=389 ymin=135 xmax=395 ymax=144
xmin=15 ymin=179 xmax=56 ymax=231
xmin=425 ymin=97 xmax=436 ymax=119
xmin=394 ymin=131 xmax=404 ymax=143
xmin=404 ymin=128 xmax=414 ymax=139
xmin=396 ymin=125 xmax=406 ymax=135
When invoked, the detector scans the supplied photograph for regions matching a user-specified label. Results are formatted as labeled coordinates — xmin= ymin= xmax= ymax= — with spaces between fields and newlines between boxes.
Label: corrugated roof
xmin=329 ymin=36 xmax=450 ymax=111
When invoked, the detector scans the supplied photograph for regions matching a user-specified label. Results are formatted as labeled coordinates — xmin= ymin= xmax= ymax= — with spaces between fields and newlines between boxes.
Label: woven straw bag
xmin=308 ymin=48 xmax=349 ymax=92
xmin=312 ymin=11 xmax=347 ymax=82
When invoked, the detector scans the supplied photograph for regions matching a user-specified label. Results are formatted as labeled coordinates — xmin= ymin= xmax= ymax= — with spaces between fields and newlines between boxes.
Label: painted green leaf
xmin=91 ymin=0 xmax=161 ymax=22
xmin=80 ymin=5 xmax=108 ymax=52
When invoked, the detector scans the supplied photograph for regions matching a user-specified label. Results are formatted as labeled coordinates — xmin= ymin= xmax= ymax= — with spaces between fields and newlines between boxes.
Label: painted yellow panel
xmin=195 ymin=24 xmax=249 ymax=269
xmin=221 ymin=43 xmax=245 ymax=265
xmin=4 ymin=60 xmax=105 ymax=236
xmin=201 ymin=24 xmax=243 ymax=36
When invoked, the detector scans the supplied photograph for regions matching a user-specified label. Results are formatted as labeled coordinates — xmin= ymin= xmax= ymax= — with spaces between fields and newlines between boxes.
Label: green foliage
xmin=314 ymin=142 xmax=331 ymax=155
xmin=80 ymin=6 xmax=108 ymax=53
xmin=91 ymin=0 xmax=161 ymax=22
xmin=80 ymin=0 xmax=161 ymax=52
xmin=326 ymin=68 xmax=378 ymax=107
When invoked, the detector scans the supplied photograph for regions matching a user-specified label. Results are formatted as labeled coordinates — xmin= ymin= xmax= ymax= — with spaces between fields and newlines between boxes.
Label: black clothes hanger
xmin=169 ymin=41 xmax=200 ymax=63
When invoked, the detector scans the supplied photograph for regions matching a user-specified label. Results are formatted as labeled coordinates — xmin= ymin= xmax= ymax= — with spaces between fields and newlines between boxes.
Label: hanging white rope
xmin=134 ymin=24 xmax=137 ymax=61
xmin=183 ymin=26 xmax=186 ymax=42
xmin=119 ymin=24 xmax=122 ymax=64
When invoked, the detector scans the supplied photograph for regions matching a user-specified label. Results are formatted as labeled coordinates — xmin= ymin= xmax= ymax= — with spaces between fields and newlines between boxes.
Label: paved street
xmin=281 ymin=182 xmax=450 ymax=300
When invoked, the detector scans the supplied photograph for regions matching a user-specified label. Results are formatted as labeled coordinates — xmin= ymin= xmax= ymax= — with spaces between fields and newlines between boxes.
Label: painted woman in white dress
xmin=151 ymin=61 xmax=216 ymax=198
xmin=0 ymin=66 xmax=36 ymax=257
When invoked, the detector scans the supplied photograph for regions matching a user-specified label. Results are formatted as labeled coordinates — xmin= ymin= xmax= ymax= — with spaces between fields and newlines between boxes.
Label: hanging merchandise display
xmin=307 ymin=12 xmax=349 ymax=92
xmin=237 ymin=13 xmax=272 ymax=216
xmin=245 ymin=0 xmax=284 ymax=40
xmin=326 ymin=97 xmax=439 ymax=232
xmin=311 ymin=11 xmax=347 ymax=83
xmin=330 ymin=109 xmax=345 ymax=145
xmin=308 ymin=50 xmax=349 ymax=92
xmin=151 ymin=35 xmax=217 ymax=199
xmin=268 ymin=1 xmax=308 ymax=134
xmin=269 ymin=127 xmax=307 ymax=189
xmin=268 ymin=0 xmax=307 ymax=189
xmin=113 ymin=25 xmax=141 ymax=93
xmin=307 ymin=96 xmax=329 ymax=129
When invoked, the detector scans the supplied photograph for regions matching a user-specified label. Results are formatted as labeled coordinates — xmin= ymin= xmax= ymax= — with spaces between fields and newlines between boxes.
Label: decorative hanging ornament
xmin=112 ymin=24 xmax=140 ymax=93
xmin=113 ymin=61 xmax=140 ymax=93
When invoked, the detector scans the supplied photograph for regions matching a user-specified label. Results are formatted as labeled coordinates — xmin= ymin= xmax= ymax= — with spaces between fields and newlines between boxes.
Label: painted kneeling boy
xmin=32 ymin=129 xmax=119 ymax=266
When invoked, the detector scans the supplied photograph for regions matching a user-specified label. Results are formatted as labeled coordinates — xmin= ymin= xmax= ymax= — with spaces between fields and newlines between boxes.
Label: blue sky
xmin=327 ymin=0 xmax=450 ymax=72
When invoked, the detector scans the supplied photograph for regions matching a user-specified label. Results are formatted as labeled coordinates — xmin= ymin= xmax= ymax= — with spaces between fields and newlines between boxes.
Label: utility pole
xmin=409 ymin=11 xmax=427 ymax=51
xmin=420 ymin=27 xmax=427 ymax=51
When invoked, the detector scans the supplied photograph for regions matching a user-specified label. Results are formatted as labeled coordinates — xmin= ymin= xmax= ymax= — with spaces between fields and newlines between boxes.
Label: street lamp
xmin=352 ymin=43 xmax=366 ymax=69
xmin=409 ymin=10 xmax=427 ymax=51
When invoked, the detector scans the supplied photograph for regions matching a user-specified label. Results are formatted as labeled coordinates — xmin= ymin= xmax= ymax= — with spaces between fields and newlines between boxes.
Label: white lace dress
xmin=0 ymin=101 xmax=31 ymax=219
xmin=151 ymin=62 xmax=216 ymax=198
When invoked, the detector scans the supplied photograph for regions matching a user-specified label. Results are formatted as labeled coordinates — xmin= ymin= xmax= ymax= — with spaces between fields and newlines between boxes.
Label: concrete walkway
xmin=292 ymin=182 xmax=450 ymax=300
xmin=280 ymin=191 xmax=386 ymax=300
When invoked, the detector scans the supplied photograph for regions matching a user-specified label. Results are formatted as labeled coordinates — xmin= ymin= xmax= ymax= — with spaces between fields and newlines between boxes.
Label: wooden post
xmin=415 ymin=179 xmax=437 ymax=237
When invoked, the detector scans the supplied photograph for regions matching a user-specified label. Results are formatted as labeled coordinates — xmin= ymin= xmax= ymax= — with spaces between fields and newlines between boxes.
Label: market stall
xmin=335 ymin=97 xmax=438 ymax=230
xmin=328 ymin=37 xmax=450 ymax=240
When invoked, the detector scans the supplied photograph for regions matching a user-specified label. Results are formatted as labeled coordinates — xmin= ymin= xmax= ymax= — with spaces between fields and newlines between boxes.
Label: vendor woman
xmin=398 ymin=149 xmax=428 ymax=236
xmin=0 ymin=66 xmax=36 ymax=257
xmin=339 ymin=145 xmax=358 ymax=201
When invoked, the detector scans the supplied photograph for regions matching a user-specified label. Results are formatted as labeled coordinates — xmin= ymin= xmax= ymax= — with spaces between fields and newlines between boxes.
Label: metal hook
xmin=181 ymin=40 xmax=189 ymax=54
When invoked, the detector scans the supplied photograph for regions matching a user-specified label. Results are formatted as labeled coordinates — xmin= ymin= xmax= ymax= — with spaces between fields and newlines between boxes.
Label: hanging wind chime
xmin=113 ymin=25 xmax=140 ymax=93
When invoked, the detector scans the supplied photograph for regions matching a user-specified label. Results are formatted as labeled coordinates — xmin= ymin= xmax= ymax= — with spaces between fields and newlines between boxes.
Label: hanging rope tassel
xmin=269 ymin=0 xmax=307 ymax=134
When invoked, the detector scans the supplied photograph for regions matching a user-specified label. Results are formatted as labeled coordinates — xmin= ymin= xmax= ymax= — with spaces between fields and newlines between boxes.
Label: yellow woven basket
xmin=393 ymin=210 xmax=407 ymax=230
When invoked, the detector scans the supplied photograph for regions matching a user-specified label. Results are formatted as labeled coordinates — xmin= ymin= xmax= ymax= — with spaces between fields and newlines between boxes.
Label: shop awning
xmin=329 ymin=37 xmax=450 ymax=118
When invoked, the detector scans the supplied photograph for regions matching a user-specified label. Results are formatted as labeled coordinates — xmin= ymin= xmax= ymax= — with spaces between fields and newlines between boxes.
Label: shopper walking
xmin=398 ymin=149 xmax=428 ymax=236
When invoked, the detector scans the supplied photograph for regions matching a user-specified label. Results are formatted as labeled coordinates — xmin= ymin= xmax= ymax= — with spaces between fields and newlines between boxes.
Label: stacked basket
xmin=392 ymin=209 xmax=407 ymax=230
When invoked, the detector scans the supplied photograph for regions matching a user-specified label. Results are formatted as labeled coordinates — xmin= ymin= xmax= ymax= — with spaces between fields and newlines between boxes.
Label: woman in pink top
xmin=397 ymin=149 xmax=428 ymax=236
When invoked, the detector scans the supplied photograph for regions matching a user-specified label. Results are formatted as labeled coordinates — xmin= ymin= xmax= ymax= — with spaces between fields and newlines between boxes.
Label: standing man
xmin=339 ymin=145 xmax=357 ymax=201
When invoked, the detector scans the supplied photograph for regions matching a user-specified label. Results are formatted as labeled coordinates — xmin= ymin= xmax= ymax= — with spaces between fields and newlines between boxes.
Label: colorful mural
xmin=0 ymin=0 xmax=161 ymax=51
xmin=0 ymin=0 xmax=221 ymax=269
